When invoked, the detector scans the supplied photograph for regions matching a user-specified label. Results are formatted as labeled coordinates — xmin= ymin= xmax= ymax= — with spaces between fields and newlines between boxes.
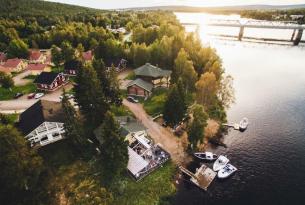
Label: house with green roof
xmin=134 ymin=63 xmax=172 ymax=87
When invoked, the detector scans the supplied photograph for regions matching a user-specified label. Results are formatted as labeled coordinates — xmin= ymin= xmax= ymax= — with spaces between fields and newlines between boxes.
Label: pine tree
xmin=62 ymin=91 xmax=88 ymax=150
xmin=0 ymin=125 xmax=44 ymax=204
xmin=96 ymin=112 xmax=128 ymax=186
xmin=60 ymin=41 xmax=76 ymax=62
xmin=187 ymin=104 xmax=208 ymax=149
xmin=163 ymin=84 xmax=186 ymax=126
xmin=51 ymin=45 xmax=63 ymax=67
xmin=92 ymin=59 xmax=122 ymax=105
xmin=74 ymin=63 xmax=109 ymax=129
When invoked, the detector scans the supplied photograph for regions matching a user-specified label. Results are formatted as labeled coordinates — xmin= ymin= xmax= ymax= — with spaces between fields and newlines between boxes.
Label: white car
xmin=127 ymin=96 xmax=139 ymax=103
xmin=34 ymin=93 xmax=45 ymax=99
xmin=59 ymin=94 xmax=74 ymax=100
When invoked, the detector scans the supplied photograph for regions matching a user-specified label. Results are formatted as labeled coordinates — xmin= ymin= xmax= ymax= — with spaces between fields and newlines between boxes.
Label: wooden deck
xmin=223 ymin=123 xmax=240 ymax=130
xmin=179 ymin=164 xmax=216 ymax=191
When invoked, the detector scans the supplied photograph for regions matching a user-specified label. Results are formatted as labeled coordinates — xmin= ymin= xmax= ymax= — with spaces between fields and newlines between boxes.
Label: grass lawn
xmin=111 ymin=104 xmax=132 ymax=116
xmin=37 ymin=139 xmax=177 ymax=205
xmin=52 ymin=66 xmax=64 ymax=73
xmin=0 ymin=113 xmax=19 ymax=124
xmin=111 ymin=161 xmax=176 ymax=205
xmin=0 ymin=82 xmax=36 ymax=100
xmin=143 ymin=88 xmax=168 ymax=116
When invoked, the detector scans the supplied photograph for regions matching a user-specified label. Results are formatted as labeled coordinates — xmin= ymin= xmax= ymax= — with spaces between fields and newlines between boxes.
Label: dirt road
xmin=123 ymin=99 xmax=189 ymax=164
xmin=118 ymin=69 xmax=132 ymax=89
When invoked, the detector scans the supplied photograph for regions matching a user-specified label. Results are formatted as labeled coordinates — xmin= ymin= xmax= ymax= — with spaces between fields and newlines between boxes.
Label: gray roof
xmin=94 ymin=116 xmax=147 ymax=143
xmin=134 ymin=63 xmax=172 ymax=78
xmin=121 ymin=121 xmax=146 ymax=134
xmin=127 ymin=78 xmax=153 ymax=92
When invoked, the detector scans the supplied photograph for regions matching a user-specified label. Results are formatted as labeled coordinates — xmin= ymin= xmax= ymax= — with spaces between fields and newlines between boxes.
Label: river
xmin=174 ymin=12 xmax=305 ymax=205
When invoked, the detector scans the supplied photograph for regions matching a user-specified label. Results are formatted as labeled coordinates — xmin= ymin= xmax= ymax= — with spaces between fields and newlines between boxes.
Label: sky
xmin=47 ymin=0 xmax=305 ymax=9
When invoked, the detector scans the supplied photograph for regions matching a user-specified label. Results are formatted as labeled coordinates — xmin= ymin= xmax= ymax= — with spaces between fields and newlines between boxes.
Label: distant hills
xmin=0 ymin=0 xmax=104 ymax=17
xmin=125 ymin=4 xmax=305 ymax=12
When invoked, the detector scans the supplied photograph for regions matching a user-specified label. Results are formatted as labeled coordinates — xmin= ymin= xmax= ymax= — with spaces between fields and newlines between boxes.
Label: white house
xmin=18 ymin=100 xmax=65 ymax=147
xmin=94 ymin=116 xmax=170 ymax=181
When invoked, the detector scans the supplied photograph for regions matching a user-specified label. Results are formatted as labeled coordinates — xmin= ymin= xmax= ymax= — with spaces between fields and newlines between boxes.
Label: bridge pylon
xmin=238 ymin=26 xmax=244 ymax=41
xmin=294 ymin=29 xmax=303 ymax=46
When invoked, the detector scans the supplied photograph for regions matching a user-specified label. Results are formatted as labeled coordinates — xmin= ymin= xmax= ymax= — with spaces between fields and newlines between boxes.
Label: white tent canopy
xmin=127 ymin=147 xmax=149 ymax=176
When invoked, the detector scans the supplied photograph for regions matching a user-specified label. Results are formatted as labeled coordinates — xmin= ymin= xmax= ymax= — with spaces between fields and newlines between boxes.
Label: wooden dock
xmin=179 ymin=164 xmax=216 ymax=191
xmin=223 ymin=123 xmax=240 ymax=130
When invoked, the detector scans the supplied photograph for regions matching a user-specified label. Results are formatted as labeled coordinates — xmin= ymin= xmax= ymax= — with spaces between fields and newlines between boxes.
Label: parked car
xmin=34 ymin=93 xmax=44 ymax=99
xmin=27 ymin=93 xmax=35 ymax=99
xmin=14 ymin=92 xmax=24 ymax=99
xmin=127 ymin=96 xmax=139 ymax=103
xmin=59 ymin=93 xmax=74 ymax=100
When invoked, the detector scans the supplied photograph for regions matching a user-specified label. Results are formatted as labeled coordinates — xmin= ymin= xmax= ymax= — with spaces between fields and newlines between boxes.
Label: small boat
xmin=239 ymin=117 xmax=249 ymax=131
xmin=217 ymin=164 xmax=237 ymax=179
xmin=213 ymin=155 xmax=229 ymax=172
xmin=194 ymin=152 xmax=218 ymax=161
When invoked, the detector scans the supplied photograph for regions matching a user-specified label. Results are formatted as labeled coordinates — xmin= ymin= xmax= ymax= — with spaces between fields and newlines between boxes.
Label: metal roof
xmin=134 ymin=63 xmax=172 ymax=78
xmin=127 ymin=147 xmax=149 ymax=176
xmin=127 ymin=78 xmax=153 ymax=92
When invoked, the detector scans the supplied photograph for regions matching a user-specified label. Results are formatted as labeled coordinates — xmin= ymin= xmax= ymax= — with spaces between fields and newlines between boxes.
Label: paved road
xmin=13 ymin=70 xmax=32 ymax=86
xmin=123 ymin=99 xmax=189 ymax=164
xmin=0 ymin=83 xmax=73 ymax=113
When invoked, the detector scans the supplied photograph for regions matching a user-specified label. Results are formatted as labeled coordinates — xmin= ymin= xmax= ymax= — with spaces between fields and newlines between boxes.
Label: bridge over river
xmin=182 ymin=20 xmax=305 ymax=45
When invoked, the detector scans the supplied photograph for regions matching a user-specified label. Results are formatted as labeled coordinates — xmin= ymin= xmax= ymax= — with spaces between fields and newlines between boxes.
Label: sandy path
xmin=123 ymin=99 xmax=189 ymax=164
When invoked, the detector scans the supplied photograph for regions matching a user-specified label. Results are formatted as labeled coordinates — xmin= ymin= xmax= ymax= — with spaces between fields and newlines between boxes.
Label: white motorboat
xmin=217 ymin=164 xmax=237 ymax=179
xmin=213 ymin=155 xmax=229 ymax=172
xmin=239 ymin=117 xmax=249 ymax=131
xmin=194 ymin=152 xmax=218 ymax=161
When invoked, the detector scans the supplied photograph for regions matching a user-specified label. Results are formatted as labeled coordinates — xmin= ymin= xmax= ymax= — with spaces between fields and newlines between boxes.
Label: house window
xmin=53 ymin=132 xmax=60 ymax=138
xmin=40 ymin=135 xmax=48 ymax=142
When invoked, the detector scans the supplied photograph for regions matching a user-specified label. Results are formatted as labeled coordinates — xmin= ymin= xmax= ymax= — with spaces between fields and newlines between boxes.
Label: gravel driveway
xmin=123 ymin=99 xmax=189 ymax=164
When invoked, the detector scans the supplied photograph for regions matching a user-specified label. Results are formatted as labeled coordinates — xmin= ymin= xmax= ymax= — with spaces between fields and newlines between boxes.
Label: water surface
xmin=174 ymin=12 xmax=305 ymax=205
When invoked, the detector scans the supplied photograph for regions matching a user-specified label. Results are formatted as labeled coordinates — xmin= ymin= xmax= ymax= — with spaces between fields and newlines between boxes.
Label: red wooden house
xmin=34 ymin=72 xmax=68 ymax=92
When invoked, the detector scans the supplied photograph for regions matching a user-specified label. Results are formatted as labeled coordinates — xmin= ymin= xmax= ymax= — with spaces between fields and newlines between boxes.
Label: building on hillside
xmin=127 ymin=78 xmax=153 ymax=98
xmin=34 ymin=72 xmax=69 ymax=92
xmin=29 ymin=50 xmax=46 ymax=64
xmin=94 ymin=116 xmax=170 ymax=181
xmin=27 ymin=64 xmax=51 ymax=75
xmin=134 ymin=63 xmax=171 ymax=87
xmin=82 ymin=50 xmax=93 ymax=62
xmin=1 ymin=58 xmax=27 ymax=73
xmin=64 ymin=59 xmax=82 ymax=76
xmin=17 ymin=100 xmax=65 ymax=147
xmin=0 ymin=52 xmax=6 ymax=64
xmin=105 ymin=58 xmax=128 ymax=72
xmin=290 ymin=15 xmax=304 ymax=20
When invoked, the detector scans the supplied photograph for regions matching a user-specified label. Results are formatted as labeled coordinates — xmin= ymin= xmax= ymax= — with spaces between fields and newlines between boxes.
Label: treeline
xmin=240 ymin=9 xmax=305 ymax=23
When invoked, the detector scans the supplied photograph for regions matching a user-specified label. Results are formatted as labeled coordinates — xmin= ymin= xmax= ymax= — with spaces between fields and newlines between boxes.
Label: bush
xmin=0 ymin=71 xmax=14 ymax=88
